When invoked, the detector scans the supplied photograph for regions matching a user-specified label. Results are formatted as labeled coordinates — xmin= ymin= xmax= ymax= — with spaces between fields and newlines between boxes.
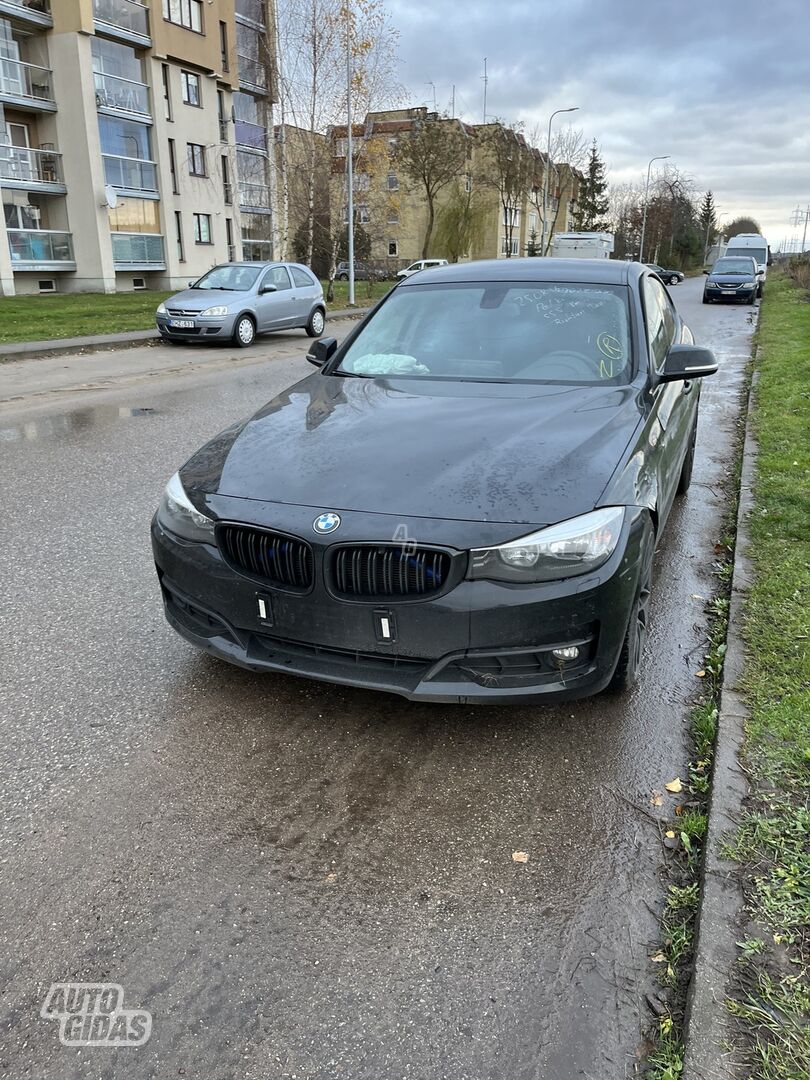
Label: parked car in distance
xmin=397 ymin=258 xmax=449 ymax=279
xmin=646 ymin=263 xmax=684 ymax=286
xmin=156 ymin=262 xmax=326 ymax=347
xmin=702 ymin=256 xmax=759 ymax=305
xmin=723 ymin=232 xmax=770 ymax=295
xmin=335 ymin=261 xmax=387 ymax=281
xmin=152 ymin=258 xmax=717 ymax=704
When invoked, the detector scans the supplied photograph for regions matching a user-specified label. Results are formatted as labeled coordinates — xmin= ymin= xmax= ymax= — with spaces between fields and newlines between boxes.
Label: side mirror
xmin=188 ymin=280 xmax=196 ymax=288
xmin=702 ymin=269 xmax=709 ymax=275
xmin=659 ymin=344 xmax=718 ymax=383
xmin=767 ymin=258 xmax=774 ymax=267
xmin=306 ymin=336 xmax=338 ymax=367
xmin=259 ymin=283 xmax=278 ymax=294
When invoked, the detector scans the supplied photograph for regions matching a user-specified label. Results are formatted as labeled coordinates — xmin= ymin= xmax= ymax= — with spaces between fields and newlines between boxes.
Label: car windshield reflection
xmin=192 ymin=266 xmax=262 ymax=291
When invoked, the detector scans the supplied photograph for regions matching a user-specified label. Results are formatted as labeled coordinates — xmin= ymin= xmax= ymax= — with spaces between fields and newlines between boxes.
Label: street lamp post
xmin=639 ymin=155 xmax=669 ymax=263
xmin=541 ymin=106 xmax=578 ymax=256
xmin=345 ymin=1 xmax=355 ymax=305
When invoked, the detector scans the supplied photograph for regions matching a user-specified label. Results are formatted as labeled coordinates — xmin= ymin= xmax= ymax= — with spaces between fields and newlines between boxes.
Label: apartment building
xmin=328 ymin=108 xmax=581 ymax=269
xmin=0 ymin=0 xmax=277 ymax=297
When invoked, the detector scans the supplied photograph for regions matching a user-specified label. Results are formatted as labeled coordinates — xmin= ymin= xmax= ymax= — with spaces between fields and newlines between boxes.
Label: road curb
xmin=0 ymin=306 xmax=371 ymax=362
xmin=681 ymin=365 xmax=760 ymax=1079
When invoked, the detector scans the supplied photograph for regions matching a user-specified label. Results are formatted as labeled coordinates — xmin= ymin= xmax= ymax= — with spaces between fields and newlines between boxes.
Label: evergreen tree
xmin=699 ymin=190 xmax=717 ymax=237
xmin=573 ymin=140 xmax=610 ymax=231
xmin=525 ymin=228 xmax=541 ymax=257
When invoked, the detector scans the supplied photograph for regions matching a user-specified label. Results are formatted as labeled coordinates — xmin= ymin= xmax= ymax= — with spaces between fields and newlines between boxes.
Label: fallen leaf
xmin=650 ymin=952 xmax=666 ymax=963
xmin=650 ymin=791 xmax=663 ymax=807
xmin=674 ymin=805 xmax=684 ymax=816
xmin=695 ymin=669 xmax=707 ymax=678
xmin=691 ymin=593 xmax=705 ymax=600
xmin=512 ymin=851 xmax=529 ymax=863
xmin=665 ymin=777 xmax=683 ymax=793
xmin=324 ymin=872 xmax=337 ymax=883
xmin=665 ymin=830 xmax=676 ymax=839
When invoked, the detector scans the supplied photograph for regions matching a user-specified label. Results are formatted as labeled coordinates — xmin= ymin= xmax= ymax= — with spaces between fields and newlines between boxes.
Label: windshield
xmin=725 ymin=248 xmax=766 ymax=266
xmin=192 ymin=265 xmax=262 ymax=291
xmin=714 ymin=258 xmax=757 ymax=275
xmin=336 ymin=282 xmax=633 ymax=385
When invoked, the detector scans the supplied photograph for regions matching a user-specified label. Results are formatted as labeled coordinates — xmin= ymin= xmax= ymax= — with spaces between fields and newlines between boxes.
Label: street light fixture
xmin=541 ymin=106 xmax=579 ymax=256
xmin=639 ymin=154 xmax=670 ymax=264
xmin=345 ymin=1 xmax=355 ymax=305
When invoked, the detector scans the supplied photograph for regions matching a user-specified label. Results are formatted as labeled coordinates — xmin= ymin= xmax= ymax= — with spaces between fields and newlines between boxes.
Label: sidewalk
xmin=0 ymin=306 xmax=370 ymax=362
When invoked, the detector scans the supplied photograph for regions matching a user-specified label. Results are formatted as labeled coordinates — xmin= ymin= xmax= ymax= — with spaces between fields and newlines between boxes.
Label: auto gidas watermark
xmin=41 ymin=983 xmax=152 ymax=1047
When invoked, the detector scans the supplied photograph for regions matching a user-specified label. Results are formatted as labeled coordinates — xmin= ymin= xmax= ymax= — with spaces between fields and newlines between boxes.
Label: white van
xmin=723 ymin=234 xmax=771 ymax=296
xmin=397 ymin=259 xmax=449 ymax=279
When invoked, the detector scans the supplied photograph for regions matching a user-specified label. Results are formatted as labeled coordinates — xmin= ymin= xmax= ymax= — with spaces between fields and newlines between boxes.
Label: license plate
xmin=169 ymin=319 xmax=194 ymax=328
xmin=721 ymin=290 xmax=736 ymax=296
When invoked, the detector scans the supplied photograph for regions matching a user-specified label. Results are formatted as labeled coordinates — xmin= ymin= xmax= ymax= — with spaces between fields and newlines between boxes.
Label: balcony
xmin=235 ymin=0 xmax=266 ymax=26
xmin=111 ymin=231 xmax=165 ymax=270
xmin=8 ymin=229 xmax=75 ymax=269
xmin=94 ymin=70 xmax=151 ymax=121
xmin=0 ymin=144 xmax=65 ymax=193
xmin=0 ymin=1 xmax=52 ymax=29
xmin=237 ymin=54 xmax=267 ymax=93
xmin=234 ymin=119 xmax=267 ymax=152
xmin=0 ymin=57 xmax=56 ymax=112
xmin=239 ymin=181 xmax=271 ymax=213
xmin=92 ymin=0 xmax=150 ymax=48
xmin=102 ymin=153 xmax=158 ymax=198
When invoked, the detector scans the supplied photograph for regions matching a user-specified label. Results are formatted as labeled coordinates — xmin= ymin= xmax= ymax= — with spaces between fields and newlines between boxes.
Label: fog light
xmin=552 ymin=646 xmax=580 ymax=662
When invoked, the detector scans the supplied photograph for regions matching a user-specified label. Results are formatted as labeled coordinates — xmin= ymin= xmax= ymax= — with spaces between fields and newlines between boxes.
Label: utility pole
xmin=541 ymin=106 xmax=578 ymax=256
xmin=451 ymin=84 xmax=455 ymax=119
xmin=639 ymin=154 xmax=670 ymax=263
xmin=345 ymin=1 xmax=354 ymax=305
xmin=481 ymin=58 xmax=487 ymax=124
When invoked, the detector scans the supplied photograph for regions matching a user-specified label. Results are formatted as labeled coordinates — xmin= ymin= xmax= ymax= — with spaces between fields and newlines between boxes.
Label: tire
xmin=233 ymin=314 xmax=256 ymax=348
xmin=305 ymin=307 xmax=326 ymax=338
xmin=677 ymin=414 xmax=698 ymax=495
xmin=702 ymin=294 xmax=710 ymax=304
xmin=337 ymin=273 xmax=348 ymax=281
xmin=669 ymin=275 xmax=680 ymax=285
xmin=756 ymin=284 xmax=763 ymax=298
xmin=608 ymin=518 xmax=655 ymax=693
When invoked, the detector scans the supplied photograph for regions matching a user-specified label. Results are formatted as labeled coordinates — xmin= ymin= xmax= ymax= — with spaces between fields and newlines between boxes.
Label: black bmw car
xmin=152 ymin=259 xmax=716 ymax=703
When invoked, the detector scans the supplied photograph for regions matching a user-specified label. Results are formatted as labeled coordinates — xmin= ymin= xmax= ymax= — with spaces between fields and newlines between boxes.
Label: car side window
xmin=291 ymin=266 xmax=315 ymax=288
xmin=642 ymin=275 xmax=675 ymax=371
xmin=264 ymin=266 xmax=292 ymax=291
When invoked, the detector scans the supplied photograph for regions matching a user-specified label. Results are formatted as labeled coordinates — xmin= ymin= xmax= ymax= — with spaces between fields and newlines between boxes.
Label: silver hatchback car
xmin=156 ymin=262 xmax=326 ymax=347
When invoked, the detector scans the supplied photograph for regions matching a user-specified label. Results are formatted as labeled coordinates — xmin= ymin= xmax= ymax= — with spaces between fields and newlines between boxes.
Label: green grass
xmin=0 ymin=290 xmax=173 ymax=344
xmin=724 ymin=270 xmax=810 ymax=1078
xmin=0 ymin=279 xmax=392 ymax=346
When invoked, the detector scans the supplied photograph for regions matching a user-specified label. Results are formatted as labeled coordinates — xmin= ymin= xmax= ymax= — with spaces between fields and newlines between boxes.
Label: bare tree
xmin=394 ymin=117 xmax=469 ymax=257
xmin=480 ymin=122 xmax=533 ymax=257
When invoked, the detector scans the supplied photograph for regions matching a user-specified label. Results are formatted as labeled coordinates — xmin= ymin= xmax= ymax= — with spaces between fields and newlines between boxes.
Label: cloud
xmin=388 ymin=0 xmax=810 ymax=244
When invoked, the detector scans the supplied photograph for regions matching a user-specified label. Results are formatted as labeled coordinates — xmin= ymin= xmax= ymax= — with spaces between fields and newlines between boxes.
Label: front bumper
xmin=156 ymin=314 xmax=237 ymax=340
xmin=151 ymin=506 xmax=649 ymax=704
xmin=704 ymin=285 xmax=757 ymax=302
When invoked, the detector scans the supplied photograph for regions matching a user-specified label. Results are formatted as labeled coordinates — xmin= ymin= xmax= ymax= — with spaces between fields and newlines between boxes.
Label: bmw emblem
xmin=314 ymin=512 xmax=341 ymax=534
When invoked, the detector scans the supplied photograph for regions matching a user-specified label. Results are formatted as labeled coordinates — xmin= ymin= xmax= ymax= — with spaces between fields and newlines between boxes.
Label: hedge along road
xmin=0 ymin=275 xmax=756 ymax=1079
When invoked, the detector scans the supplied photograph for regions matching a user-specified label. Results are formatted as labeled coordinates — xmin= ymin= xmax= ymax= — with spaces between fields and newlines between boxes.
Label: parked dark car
xmin=156 ymin=262 xmax=325 ymax=346
xmin=702 ymin=256 xmax=758 ymax=304
xmin=335 ymin=261 xmax=386 ymax=281
xmin=646 ymin=263 xmax=685 ymax=286
xmin=152 ymin=259 xmax=716 ymax=703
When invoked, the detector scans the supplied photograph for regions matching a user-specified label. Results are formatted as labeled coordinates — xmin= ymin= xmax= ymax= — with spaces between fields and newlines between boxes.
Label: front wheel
xmin=337 ymin=273 xmax=348 ymax=281
xmin=233 ymin=314 xmax=256 ymax=348
xmin=677 ymin=414 xmax=698 ymax=495
xmin=608 ymin=519 xmax=655 ymax=693
xmin=670 ymin=275 xmax=680 ymax=285
xmin=702 ymin=294 xmax=710 ymax=304
xmin=305 ymin=307 xmax=325 ymax=338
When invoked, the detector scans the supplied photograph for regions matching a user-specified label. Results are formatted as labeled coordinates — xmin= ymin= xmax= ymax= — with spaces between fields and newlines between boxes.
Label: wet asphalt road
xmin=1 ymin=277 xmax=756 ymax=1079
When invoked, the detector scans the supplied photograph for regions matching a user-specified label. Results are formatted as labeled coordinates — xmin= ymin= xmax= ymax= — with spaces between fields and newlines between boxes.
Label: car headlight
xmin=157 ymin=472 xmax=215 ymax=543
xmin=201 ymin=305 xmax=229 ymax=317
xmin=156 ymin=302 xmax=167 ymax=315
xmin=469 ymin=507 xmax=625 ymax=583
xmin=707 ymin=281 xmax=719 ymax=288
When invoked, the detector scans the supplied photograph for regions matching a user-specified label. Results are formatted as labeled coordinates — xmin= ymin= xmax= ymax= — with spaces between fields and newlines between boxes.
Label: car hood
xmin=709 ymin=274 xmax=756 ymax=285
xmin=164 ymin=288 xmax=243 ymax=310
xmin=180 ymin=374 xmax=644 ymax=525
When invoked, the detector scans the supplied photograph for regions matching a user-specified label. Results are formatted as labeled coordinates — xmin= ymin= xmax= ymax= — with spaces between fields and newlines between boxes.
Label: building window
xmin=357 ymin=204 xmax=369 ymax=224
xmin=387 ymin=208 xmax=399 ymax=224
xmin=501 ymin=236 xmax=519 ymax=256
xmin=187 ymin=143 xmax=206 ymax=177
xmin=464 ymin=174 xmax=472 ymax=193
xmin=161 ymin=64 xmax=172 ymax=121
xmin=387 ymin=136 xmax=397 ymax=151
xmin=219 ymin=22 xmax=229 ymax=72
xmin=387 ymin=172 xmax=398 ymax=191
xmin=175 ymin=210 xmax=185 ymax=261
xmin=222 ymin=156 xmax=231 ymax=203
xmin=162 ymin=0 xmax=202 ymax=33
xmin=181 ymin=71 xmax=201 ymax=107
xmin=388 ymin=240 xmax=398 ymax=257
xmin=193 ymin=213 xmax=212 ymax=244
xmin=168 ymin=138 xmax=179 ymax=193
xmin=335 ymin=137 xmax=347 ymax=157
xmin=225 ymin=216 xmax=235 ymax=261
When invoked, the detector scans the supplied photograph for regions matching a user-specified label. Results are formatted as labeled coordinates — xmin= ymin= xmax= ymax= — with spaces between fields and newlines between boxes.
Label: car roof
xmin=400 ymin=257 xmax=637 ymax=286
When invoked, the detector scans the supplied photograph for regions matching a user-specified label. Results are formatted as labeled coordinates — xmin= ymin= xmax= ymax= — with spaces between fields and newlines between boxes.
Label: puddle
xmin=0 ymin=405 xmax=158 ymax=443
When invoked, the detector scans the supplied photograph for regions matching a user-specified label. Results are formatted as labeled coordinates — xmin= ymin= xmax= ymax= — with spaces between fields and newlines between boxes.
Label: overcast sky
xmin=388 ymin=0 xmax=809 ymax=249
